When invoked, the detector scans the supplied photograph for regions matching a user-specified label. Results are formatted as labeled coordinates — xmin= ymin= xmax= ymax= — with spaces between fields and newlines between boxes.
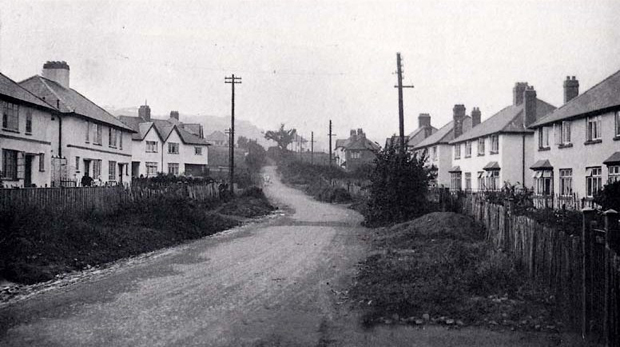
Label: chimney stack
xmin=170 ymin=111 xmax=179 ymax=121
xmin=42 ymin=61 xmax=70 ymax=89
xmin=350 ymin=129 xmax=357 ymax=141
xmin=138 ymin=104 xmax=151 ymax=122
xmin=513 ymin=82 xmax=529 ymax=105
xmin=471 ymin=107 xmax=481 ymax=127
xmin=357 ymin=128 xmax=365 ymax=138
xmin=418 ymin=113 xmax=431 ymax=128
xmin=453 ymin=104 xmax=466 ymax=139
xmin=523 ymin=86 xmax=537 ymax=127
xmin=563 ymin=76 xmax=579 ymax=103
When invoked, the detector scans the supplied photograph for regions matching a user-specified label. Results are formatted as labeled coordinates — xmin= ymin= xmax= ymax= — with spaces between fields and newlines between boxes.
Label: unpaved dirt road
xmin=0 ymin=166 xmax=580 ymax=346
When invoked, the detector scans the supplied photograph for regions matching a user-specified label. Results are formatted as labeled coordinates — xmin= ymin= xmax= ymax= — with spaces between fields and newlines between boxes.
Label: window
xmin=454 ymin=144 xmax=461 ymax=159
xmin=119 ymin=131 xmax=123 ymax=150
xmin=38 ymin=153 xmax=45 ymax=172
xmin=146 ymin=141 xmax=158 ymax=153
xmin=86 ymin=122 xmax=90 ymax=143
xmin=477 ymin=171 xmax=486 ymax=190
xmin=559 ymin=169 xmax=572 ymax=196
xmin=534 ymin=170 xmax=553 ymax=195
xmin=351 ymin=151 xmax=361 ymax=159
xmin=465 ymin=141 xmax=472 ymax=158
xmin=432 ymin=146 xmax=437 ymax=160
xmin=450 ymin=172 xmax=462 ymax=191
xmin=487 ymin=170 xmax=500 ymax=191
xmin=109 ymin=161 xmax=117 ymax=181
xmin=586 ymin=116 xmax=602 ymax=142
xmin=25 ymin=111 xmax=32 ymax=134
xmin=109 ymin=128 xmax=119 ymax=148
xmin=464 ymin=172 xmax=472 ymax=191
xmin=146 ymin=162 xmax=158 ymax=177
xmin=615 ymin=111 xmax=620 ymax=137
xmin=93 ymin=160 xmax=102 ymax=178
xmin=168 ymin=142 xmax=179 ymax=154
xmin=94 ymin=124 xmax=102 ymax=145
xmin=195 ymin=147 xmax=203 ymax=155
xmin=490 ymin=135 xmax=499 ymax=154
xmin=561 ymin=121 xmax=571 ymax=144
xmin=586 ymin=167 xmax=602 ymax=198
xmin=168 ymin=163 xmax=179 ymax=175
xmin=477 ymin=138 xmax=485 ymax=156
xmin=2 ymin=149 xmax=18 ymax=180
xmin=539 ymin=127 xmax=550 ymax=148
xmin=75 ymin=156 xmax=80 ymax=172
xmin=2 ymin=101 xmax=19 ymax=131
xmin=609 ymin=165 xmax=620 ymax=183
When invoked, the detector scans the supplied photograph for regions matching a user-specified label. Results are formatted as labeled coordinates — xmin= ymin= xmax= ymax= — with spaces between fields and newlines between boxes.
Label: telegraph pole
xmin=310 ymin=131 xmax=315 ymax=165
xmin=328 ymin=120 xmax=336 ymax=166
xmin=225 ymin=74 xmax=242 ymax=195
xmin=395 ymin=53 xmax=414 ymax=154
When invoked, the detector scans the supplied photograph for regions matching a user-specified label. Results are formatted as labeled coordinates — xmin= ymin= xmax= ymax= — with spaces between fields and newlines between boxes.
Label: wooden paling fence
xmin=434 ymin=189 xmax=620 ymax=345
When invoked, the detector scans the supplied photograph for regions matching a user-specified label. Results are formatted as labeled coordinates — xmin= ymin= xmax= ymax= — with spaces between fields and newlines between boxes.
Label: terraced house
xmin=19 ymin=61 xmax=135 ymax=187
xmin=449 ymin=82 xmax=556 ymax=191
xmin=529 ymin=71 xmax=620 ymax=209
xmin=1 ymin=72 xmax=58 ymax=188
xmin=413 ymin=105 xmax=474 ymax=188
xmin=119 ymin=105 xmax=210 ymax=178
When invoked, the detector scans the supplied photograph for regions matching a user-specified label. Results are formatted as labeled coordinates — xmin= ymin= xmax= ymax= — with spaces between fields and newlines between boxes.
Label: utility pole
xmin=395 ymin=53 xmax=414 ymax=154
xmin=310 ymin=131 xmax=315 ymax=165
xmin=225 ymin=74 xmax=242 ymax=195
xmin=328 ymin=120 xmax=336 ymax=166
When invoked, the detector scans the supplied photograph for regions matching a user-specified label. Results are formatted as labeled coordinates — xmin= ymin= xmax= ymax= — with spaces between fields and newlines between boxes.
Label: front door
xmin=84 ymin=160 xmax=91 ymax=177
xmin=24 ymin=155 xmax=33 ymax=187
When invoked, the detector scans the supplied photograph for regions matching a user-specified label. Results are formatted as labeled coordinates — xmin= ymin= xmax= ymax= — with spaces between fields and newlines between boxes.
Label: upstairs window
xmin=539 ymin=127 xmax=550 ymax=148
xmin=146 ymin=141 xmax=158 ymax=153
xmin=25 ymin=111 xmax=33 ymax=134
xmin=465 ymin=141 xmax=472 ymax=158
xmin=477 ymin=138 xmax=485 ymax=156
xmin=86 ymin=121 xmax=90 ymax=143
xmin=108 ymin=128 xmax=118 ymax=148
xmin=561 ymin=121 xmax=571 ymax=144
xmin=454 ymin=144 xmax=461 ymax=160
xmin=94 ymin=124 xmax=102 ymax=145
xmin=615 ymin=111 xmax=620 ymax=137
xmin=195 ymin=147 xmax=203 ymax=155
xmin=490 ymin=135 xmax=499 ymax=153
xmin=168 ymin=142 xmax=179 ymax=154
xmin=586 ymin=116 xmax=602 ymax=142
xmin=2 ymin=101 xmax=19 ymax=131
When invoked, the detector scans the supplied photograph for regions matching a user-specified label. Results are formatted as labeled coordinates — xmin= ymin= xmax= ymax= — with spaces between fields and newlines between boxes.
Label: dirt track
xmin=0 ymin=166 xmax=580 ymax=346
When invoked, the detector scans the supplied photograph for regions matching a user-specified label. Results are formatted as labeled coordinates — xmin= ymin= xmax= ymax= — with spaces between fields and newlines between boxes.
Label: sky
xmin=2 ymin=0 xmax=620 ymax=149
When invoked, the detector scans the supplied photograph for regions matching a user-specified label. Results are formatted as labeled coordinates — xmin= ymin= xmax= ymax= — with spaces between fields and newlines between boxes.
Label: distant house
xmin=385 ymin=113 xmax=437 ymax=150
xmin=206 ymin=130 xmax=229 ymax=147
xmin=20 ymin=61 xmax=135 ymax=187
xmin=449 ymin=82 xmax=556 ymax=191
xmin=119 ymin=106 xmax=210 ymax=178
xmin=334 ymin=128 xmax=379 ymax=171
xmin=529 ymin=72 xmax=620 ymax=206
xmin=414 ymin=105 xmax=475 ymax=189
xmin=1 ymin=72 xmax=58 ymax=188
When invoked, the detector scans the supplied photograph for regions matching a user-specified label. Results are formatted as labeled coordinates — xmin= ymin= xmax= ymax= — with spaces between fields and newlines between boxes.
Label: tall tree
xmin=237 ymin=136 xmax=250 ymax=149
xmin=264 ymin=124 xmax=297 ymax=151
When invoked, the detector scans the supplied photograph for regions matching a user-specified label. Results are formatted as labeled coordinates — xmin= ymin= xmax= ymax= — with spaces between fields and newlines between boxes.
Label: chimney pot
xmin=563 ymin=75 xmax=579 ymax=103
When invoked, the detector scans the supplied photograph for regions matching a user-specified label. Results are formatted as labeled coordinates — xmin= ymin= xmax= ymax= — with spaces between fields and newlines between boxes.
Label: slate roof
xmin=530 ymin=69 xmax=620 ymax=128
xmin=335 ymin=138 xmax=350 ymax=149
xmin=604 ymin=152 xmax=620 ymax=165
xmin=206 ymin=130 xmax=228 ymax=142
xmin=415 ymin=116 xmax=472 ymax=149
xmin=0 ymin=72 xmax=56 ymax=110
xmin=483 ymin=161 xmax=501 ymax=170
xmin=448 ymin=166 xmax=461 ymax=172
xmin=407 ymin=126 xmax=437 ymax=147
xmin=531 ymin=159 xmax=553 ymax=170
xmin=19 ymin=75 xmax=134 ymax=131
xmin=347 ymin=137 xmax=380 ymax=151
xmin=450 ymin=99 xmax=556 ymax=144
xmin=118 ymin=116 xmax=209 ymax=146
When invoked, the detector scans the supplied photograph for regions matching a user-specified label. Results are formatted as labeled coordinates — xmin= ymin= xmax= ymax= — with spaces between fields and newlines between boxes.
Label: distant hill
xmin=105 ymin=106 xmax=272 ymax=148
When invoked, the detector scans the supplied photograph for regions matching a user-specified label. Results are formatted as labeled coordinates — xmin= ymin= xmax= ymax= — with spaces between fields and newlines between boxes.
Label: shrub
xmin=595 ymin=180 xmax=620 ymax=212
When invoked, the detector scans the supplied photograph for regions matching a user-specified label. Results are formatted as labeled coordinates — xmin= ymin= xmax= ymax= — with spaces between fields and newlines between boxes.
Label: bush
xmin=595 ymin=180 xmax=620 ymax=212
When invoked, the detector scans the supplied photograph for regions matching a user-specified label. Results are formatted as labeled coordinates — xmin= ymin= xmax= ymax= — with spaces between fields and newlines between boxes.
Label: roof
xmin=347 ymin=136 xmax=380 ymax=151
xmin=531 ymin=69 xmax=620 ymax=127
xmin=604 ymin=152 xmax=620 ymax=165
xmin=19 ymin=75 xmax=134 ymax=131
xmin=448 ymin=166 xmax=461 ymax=172
xmin=406 ymin=126 xmax=437 ymax=147
xmin=0 ymin=72 xmax=57 ymax=111
xmin=415 ymin=116 xmax=472 ymax=149
xmin=483 ymin=161 xmax=501 ymax=170
xmin=182 ymin=123 xmax=202 ymax=137
xmin=335 ymin=138 xmax=350 ymax=149
xmin=450 ymin=99 xmax=556 ymax=143
xmin=119 ymin=116 xmax=209 ymax=145
xmin=530 ymin=159 xmax=553 ymax=170
xmin=206 ymin=130 xmax=228 ymax=142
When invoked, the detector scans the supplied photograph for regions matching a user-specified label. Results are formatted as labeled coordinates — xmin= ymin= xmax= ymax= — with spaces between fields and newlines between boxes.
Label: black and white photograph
xmin=1 ymin=0 xmax=620 ymax=346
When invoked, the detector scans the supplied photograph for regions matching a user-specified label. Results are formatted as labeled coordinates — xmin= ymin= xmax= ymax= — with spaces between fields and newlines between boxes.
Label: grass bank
xmin=0 ymin=188 xmax=274 ymax=285
xmin=350 ymin=212 xmax=565 ymax=332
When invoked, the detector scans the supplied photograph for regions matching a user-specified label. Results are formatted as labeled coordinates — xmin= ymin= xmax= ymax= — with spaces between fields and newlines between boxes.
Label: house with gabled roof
xmin=334 ymin=128 xmax=379 ymax=171
xmin=528 ymin=72 xmax=620 ymax=208
xmin=384 ymin=113 xmax=438 ymax=150
xmin=119 ymin=105 xmax=210 ymax=178
xmin=19 ymin=61 xmax=135 ymax=187
xmin=1 ymin=71 xmax=59 ymax=188
xmin=206 ymin=130 xmax=229 ymax=147
xmin=449 ymin=82 xmax=556 ymax=191
xmin=413 ymin=105 xmax=475 ymax=189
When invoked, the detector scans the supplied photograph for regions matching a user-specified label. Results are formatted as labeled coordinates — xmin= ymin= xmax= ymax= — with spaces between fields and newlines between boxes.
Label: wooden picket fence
xmin=435 ymin=190 xmax=620 ymax=345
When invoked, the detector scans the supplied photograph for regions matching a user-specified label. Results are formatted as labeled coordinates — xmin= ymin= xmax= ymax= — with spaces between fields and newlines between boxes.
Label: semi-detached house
xmin=19 ymin=61 xmax=135 ymax=187
xmin=449 ymin=82 xmax=556 ymax=191
xmin=1 ymin=72 xmax=58 ymax=188
xmin=529 ymin=71 xmax=620 ymax=208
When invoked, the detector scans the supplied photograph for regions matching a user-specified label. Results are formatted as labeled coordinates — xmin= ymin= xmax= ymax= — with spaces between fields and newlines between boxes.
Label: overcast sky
xmin=2 ymin=0 xmax=620 ymax=148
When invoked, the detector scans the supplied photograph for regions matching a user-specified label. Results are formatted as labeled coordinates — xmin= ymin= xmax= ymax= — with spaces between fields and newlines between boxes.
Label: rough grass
xmin=0 ymin=190 xmax=274 ymax=285
xmin=350 ymin=212 xmax=562 ymax=331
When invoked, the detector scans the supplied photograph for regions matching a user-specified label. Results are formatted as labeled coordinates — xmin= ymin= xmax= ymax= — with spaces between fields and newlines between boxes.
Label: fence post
xmin=604 ymin=209 xmax=618 ymax=347
xmin=582 ymin=207 xmax=595 ymax=339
